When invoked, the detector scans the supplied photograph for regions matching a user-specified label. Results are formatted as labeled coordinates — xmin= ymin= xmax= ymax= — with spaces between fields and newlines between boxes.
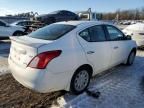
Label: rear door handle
xmin=114 ymin=46 xmax=119 ymax=49
xmin=87 ymin=51 xmax=95 ymax=54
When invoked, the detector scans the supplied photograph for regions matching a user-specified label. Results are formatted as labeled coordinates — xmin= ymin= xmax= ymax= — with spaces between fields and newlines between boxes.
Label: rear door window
xmin=89 ymin=25 xmax=106 ymax=42
xmin=29 ymin=24 xmax=75 ymax=40
xmin=79 ymin=25 xmax=106 ymax=42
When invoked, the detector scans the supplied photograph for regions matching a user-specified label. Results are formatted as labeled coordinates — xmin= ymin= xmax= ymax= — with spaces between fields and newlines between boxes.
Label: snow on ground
xmin=0 ymin=40 xmax=10 ymax=75
xmin=116 ymin=25 xmax=128 ymax=30
xmin=52 ymin=50 xmax=144 ymax=108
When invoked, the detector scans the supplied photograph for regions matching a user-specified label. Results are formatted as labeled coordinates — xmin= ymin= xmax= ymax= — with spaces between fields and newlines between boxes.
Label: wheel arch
xmin=12 ymin=30 xmax=24 ymax=36
xmin=124 ymin=47 xmax=137 ymax=64
xmin=131 ymin=47 xmax=137 ymax=54
xmin=75 ymin=64 xmax=93 ymax=77
xmin=65 ymin=64 xmax=93 ymax=91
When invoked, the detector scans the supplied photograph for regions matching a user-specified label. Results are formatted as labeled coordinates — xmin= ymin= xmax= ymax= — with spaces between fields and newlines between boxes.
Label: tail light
xmin=27 ymin=50 xmax=62 ymax=69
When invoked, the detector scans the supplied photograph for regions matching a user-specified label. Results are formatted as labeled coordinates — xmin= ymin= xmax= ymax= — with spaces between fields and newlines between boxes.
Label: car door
xmin=105 ymin=25 xmax=129 ymax=66
xmin=78 ymin=25 xmax=112 ymax=75
xmin=65 ymin=12 xmax=75 ymax=20
xmin=58 ymin=11 xmax=70 ymax=21
xmin=55 ymin=11 xmax=66 ymax=22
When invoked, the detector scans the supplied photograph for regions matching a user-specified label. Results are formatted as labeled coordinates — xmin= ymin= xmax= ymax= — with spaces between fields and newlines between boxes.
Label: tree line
xmin=97 ymin=7 xmax=144 ymax=20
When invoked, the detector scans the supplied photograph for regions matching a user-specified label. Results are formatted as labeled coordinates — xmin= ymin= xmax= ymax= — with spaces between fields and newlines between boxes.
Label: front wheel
xmin=70 ymin=67 xmax=91 ymax=94
xmin=126 ymin=51 xmax=136 ymax=65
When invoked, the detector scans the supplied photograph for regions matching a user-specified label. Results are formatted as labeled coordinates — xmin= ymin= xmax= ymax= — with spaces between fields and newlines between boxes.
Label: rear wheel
xmin=13 ymin=31 xmax=24 ymax=36
xmin=126 ymin=51 xmax=136 ymax=65
xmin=70 ymin=67 xmax=91 ymax=94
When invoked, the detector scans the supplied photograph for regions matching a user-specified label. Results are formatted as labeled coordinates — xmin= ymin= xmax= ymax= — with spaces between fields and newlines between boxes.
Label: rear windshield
xmin=28 ymin=24 xmax=75 ymax=40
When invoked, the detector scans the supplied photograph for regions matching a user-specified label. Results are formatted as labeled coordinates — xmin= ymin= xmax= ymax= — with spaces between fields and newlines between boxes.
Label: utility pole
xmin=88 ymin=8 xmax=91 ymax=21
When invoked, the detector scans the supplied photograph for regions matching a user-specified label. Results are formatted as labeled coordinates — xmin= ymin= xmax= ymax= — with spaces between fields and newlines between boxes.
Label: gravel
xmin=0 ymin=74 xmax=66 ymax=108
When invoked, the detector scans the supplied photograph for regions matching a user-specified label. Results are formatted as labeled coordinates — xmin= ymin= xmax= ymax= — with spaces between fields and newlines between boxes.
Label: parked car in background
xmin=123 ymin=23 xmax=144 ymax=48
xmin=9 ymin=21 xmax=137 ymax=94
xmin=122 ymin=21 xmax=131 ymax=25
xmin=11 ymin=20 xmax=45 ymax=34
xmin=11 ymin=20 xmax=36 ymax=27
xmin=36 ymin=10 xmax=80 ymax=25
xmin=0 ymin=20 xmax=25 ymax=39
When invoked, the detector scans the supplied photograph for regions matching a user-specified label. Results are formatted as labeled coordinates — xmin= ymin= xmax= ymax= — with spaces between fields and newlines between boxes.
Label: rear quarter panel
xmin=37 ymin=31 xmax=89 ymax=89
xmin=38 ymin=31 xmax=88 ymax=74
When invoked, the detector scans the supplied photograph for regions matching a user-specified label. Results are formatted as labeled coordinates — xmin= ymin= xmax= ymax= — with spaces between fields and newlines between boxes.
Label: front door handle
xmin=114 ymin=46 xmax=119 ymax=49
xmin=87 ymin=51 xmax=95 ymax=54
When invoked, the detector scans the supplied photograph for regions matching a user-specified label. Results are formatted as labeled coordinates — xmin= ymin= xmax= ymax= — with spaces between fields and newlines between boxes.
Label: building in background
xmin=77 ymin=8 xmax=97 ymax=21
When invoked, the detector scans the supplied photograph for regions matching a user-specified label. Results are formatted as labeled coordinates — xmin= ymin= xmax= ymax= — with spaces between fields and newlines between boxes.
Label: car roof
xmin=37 ymin=10 xmax=76 ymax=17
xmin=55 ymin=21 xmax=113 ymax=27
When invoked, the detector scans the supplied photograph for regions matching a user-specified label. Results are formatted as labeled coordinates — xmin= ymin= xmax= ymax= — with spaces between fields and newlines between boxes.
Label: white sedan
xmin=0 ymin=20 xmax=25 ymax=39
xmin=123 ymin=23 xmax=144 ymax=48
xmin=9 ymin=21 xmax=137 ymax=94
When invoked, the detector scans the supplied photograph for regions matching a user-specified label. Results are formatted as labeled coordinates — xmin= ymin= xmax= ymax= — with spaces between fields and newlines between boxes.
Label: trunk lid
xmin=9 ymin=36 xmax=53 ymax=68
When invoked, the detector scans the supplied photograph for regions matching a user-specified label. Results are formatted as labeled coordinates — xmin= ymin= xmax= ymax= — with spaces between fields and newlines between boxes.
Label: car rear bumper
xmin=8 ymin=58 xmax=67 ymax=93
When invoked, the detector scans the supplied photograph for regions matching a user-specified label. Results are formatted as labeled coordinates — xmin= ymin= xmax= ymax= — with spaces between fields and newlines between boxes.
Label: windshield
xmin=28 ymin=24 xmax=76 ymax=40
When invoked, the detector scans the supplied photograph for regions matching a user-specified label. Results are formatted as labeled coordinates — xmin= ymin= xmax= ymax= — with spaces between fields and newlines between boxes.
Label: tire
xmin=70 ymin=67 xmax=91 ymax=94
xmin=126 ymin=50 xmax=136 ymax=65
xmin=13 ymin=31 xmax=24 ymax=36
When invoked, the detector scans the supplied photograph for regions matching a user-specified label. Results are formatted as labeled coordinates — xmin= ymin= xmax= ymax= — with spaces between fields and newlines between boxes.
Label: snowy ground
xmin=116 ymin=25 xmax=128 ymax=30
xmin=52 ymin=50 xmax=144 ymax=108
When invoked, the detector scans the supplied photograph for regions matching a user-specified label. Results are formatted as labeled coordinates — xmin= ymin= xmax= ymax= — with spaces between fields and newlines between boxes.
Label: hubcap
xmin=74 ymin=70 xmax=89 ymax=91
xmin=129 ymin=52 xmax=135 ymax=64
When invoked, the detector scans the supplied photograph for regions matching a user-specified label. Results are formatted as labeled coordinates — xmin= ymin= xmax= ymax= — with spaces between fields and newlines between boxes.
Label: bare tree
xmin=101 ymin=8 xmax=144 ymax=20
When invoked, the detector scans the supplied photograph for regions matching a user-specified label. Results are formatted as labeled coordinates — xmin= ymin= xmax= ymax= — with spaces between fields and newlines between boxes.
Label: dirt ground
xmin=0 ymin=74 xmax=66 ymax=108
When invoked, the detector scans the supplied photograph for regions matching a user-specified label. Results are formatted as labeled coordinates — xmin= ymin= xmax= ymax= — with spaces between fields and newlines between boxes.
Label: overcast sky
xmin=0 ymin=0 xmax=144 ymax=16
